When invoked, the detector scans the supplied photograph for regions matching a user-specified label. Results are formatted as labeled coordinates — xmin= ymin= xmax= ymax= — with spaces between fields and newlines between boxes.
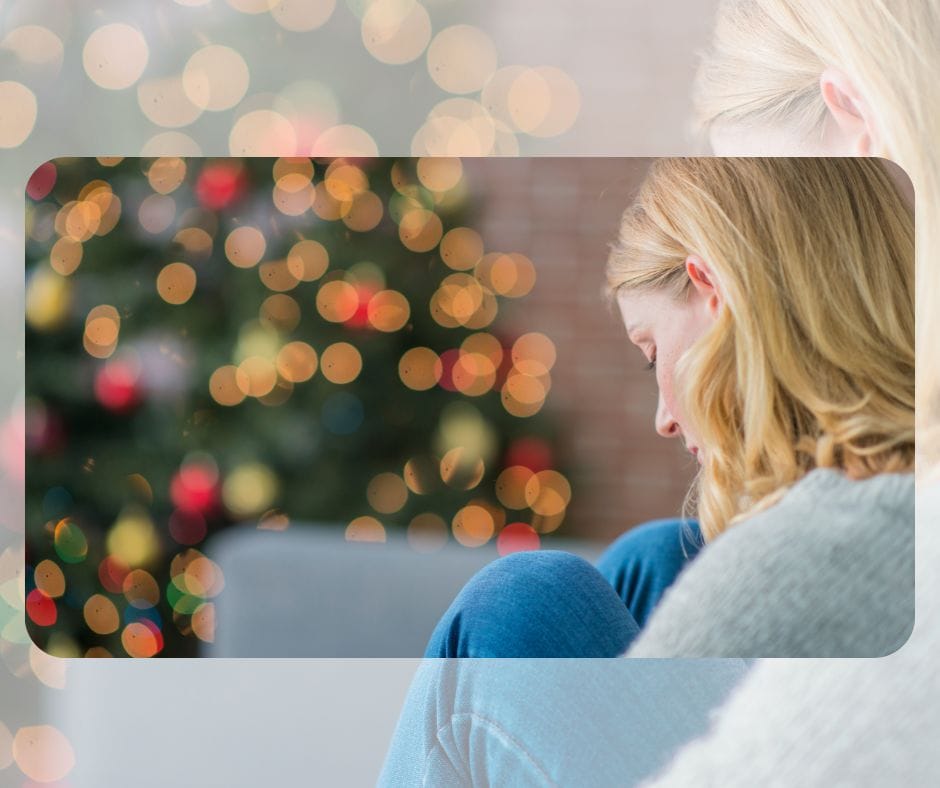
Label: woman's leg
xmin=424 ymin=550 xmax=641 ymax=658
xmin=595 ymin=519 xmax=703 ymax=629
xmin=378 ymin=658 xmax=752 ymax=787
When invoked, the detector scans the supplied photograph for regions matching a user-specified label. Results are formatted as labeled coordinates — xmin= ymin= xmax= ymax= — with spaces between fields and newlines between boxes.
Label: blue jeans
xmin=379 ymin=520 xmax=748 ymax=786
xmin=379 ymin=658 xmax=750 ymax=786
xmin=424 ymin=518 xmax=703 ymax=658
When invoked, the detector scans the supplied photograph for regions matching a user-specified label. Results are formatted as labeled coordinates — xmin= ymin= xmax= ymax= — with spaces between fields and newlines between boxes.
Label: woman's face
xmin=616 ymin=283 xmax=717 ymax=463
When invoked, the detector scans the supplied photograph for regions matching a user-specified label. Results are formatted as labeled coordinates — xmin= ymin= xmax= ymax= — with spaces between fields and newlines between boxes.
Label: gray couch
xmin=203 ymin=523 xmax=604 ymax=657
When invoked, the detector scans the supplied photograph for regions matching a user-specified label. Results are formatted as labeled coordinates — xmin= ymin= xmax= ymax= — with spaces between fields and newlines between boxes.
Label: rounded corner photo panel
xmin=24 ymin=156 xmax=913 ymax=658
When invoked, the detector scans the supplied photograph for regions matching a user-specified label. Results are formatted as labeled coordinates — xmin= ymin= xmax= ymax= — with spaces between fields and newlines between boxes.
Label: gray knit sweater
xmin=627 ymin=468 xmax=914 ymax=658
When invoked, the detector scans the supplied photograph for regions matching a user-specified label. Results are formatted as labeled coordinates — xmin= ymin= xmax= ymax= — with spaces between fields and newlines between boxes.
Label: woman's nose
xmin=654 ymin=395 xmax=680 ymax=439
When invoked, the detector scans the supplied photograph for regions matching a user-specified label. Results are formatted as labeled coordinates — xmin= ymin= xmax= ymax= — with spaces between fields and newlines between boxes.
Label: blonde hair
xmin=607 ymin=158 xmax=914 ymax=540
xmin=693 ymin=0 xmax=940 ymax=478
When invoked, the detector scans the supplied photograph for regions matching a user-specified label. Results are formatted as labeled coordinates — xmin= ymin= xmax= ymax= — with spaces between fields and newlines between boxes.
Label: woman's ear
xmin=819 ymin=67 xmax=878 ymax=156
xmin=685 ymin=255 xmax=722 ymax=317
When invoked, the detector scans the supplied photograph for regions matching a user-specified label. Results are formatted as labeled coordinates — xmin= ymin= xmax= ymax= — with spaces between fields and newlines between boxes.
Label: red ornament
xmin=503 ymin=437 xmax=553 ymax=473
xmin=26 ymin=588 xmax=57 ymax=626
xmin=195 ymin=162 xmax=247 ymax=210
xmin=170 ymin=463 xmax=218 ymax=514
xmin=94 ymin=362 xmax=142 ymax=412
xmin=139 ymin=618 xmax=165 ymax=654
xmin=26 ymin=162 xmax=57 ymax=201
xmin=497 ymin=522 xmax=541 ymax=556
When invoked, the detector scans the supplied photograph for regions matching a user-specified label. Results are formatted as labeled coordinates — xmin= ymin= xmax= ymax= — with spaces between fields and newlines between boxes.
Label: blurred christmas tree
xmin=24 ymin=156 xmax=570 ymax=657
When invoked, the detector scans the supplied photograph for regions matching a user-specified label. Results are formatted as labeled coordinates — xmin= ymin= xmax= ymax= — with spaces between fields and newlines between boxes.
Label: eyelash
xmin=645 ymin=356 xmax=656 ymax=372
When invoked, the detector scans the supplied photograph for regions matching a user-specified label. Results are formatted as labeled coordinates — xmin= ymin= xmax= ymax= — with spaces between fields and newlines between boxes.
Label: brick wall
xmin=467 ymin=158 xmax=697 ymax=544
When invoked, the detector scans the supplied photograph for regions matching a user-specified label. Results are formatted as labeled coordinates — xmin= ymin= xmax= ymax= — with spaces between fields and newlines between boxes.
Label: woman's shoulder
xmin=706 ymin=468 xmax=914 ymax=560
xmin=627 ymin=469 xmax=914 ymax=658
xmin=773 ymin=466 xmax=915 ymax=517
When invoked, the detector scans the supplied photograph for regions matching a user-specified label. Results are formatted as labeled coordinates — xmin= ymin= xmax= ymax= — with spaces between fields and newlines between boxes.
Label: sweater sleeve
xmin=626 ymin=469 xmax=914 ymax=658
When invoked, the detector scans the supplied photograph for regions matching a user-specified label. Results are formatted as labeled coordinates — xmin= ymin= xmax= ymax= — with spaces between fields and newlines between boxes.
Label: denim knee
xmin=425 ymin=550 xmax=639 ymax=658
xmin=595 ymin=519 xmax=702 ymax=629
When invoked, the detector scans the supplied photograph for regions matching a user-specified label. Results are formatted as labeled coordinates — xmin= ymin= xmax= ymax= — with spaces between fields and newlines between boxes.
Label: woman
xmin=424 ymin=156 xmax=913 ymax=661
xmin=380 ymin=0 xmax=932 ymax=781
xmin=379 ymin=157 xmax=914 ymax=784
xmin=695 ymin=0 xmax=938 ymax=472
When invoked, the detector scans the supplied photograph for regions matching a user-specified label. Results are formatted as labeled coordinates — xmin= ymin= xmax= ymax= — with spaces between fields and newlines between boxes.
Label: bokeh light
xmin=403 ymin=455 xmax=438 ymax=495
xmin=310 ymin=124 xmax=379 ymax=157
xmin=476 ymin=252 xmax=537 ymax=298
xmin=345 ymin=515 xmax=386 ymax=542
xmin=29 ymin=644 xmax=67 ymax=688
xmin=524 ymin=469 xmax=572 ymax=517
xmin=25 ymin=267 xmax=69 ymax=331
xmin=440 ymin=226 xmax=484 ymax=271
xmin=107 ymin=506 xmax=161 ymax=567
xmin=229 ymin=109 xmax=298 ymax=156
xmin=0 ymin=81 xmax=38 ymax=147
xmin=147 ymin=157 xmax=188 ymax=194
xmin=495 ymin=465 xmax=535 ymax=510
xmin=1 ymin=25 xmax=64 ymax=73
xmin=273 ymin=171 xmax=315 ymax=215
xmin=137 ymin=75 xmax=203 ymax=128
xmin=182 ymin=45 xmax=250 ymax=111
xmin=259 ymin=259 xmax=301 ymax=291
xmin=157 ymin=262 xmax=197 ymax=305
xmin=173 ymin=227 xmax=214 ymax=261
xmin=225 ymin=226 xmax=267 ymax=268
xmin=406 ymin=512 xmax=448 ymax=553
xmin=223 ymin=462 xmax=280 ymax=517
xmin=236 ymin=356 xmax=278 ymax=397
xmin=367 ymin=289 xmax=410 ymax=331
xmin=83 ymin=594 xmax=120 ymax=635
xmin=83 ymin=304 xmax=120 ymax=359
xmin=26 ymin=589 xmax=57 ymax=627
xmin=417 ymin=157 xmax=463 ymax=192
xmin=343 ymin=190 xmax=385 ymax=232
xmin=507 ymin=66 xmax=581 ymax=137
xmin=209 ymin=365 xmax=247 ymax=407
xmin=367 ymin=472 xmax=408 ymax=514
xmin=11 ymin=725 xmax=75 ymax=782
xmin=271 ymin=0 xmax=337 ymax=31
xmin=497 ymin=522 xmax=540 ymax=555
xmin=123 ymin=568 xmax=161 ymax=609
xmin=26 ymin=161 xmax=57 ymax=200
xmin=440 ymin=447 xmax=485 ymax=490
xmin=361 ymin=0 xmax=431 ymax=65
xmin=399 ymin=208 xmax=443 ymax=252
xmin=260 ymin=293 xmax=302 ymax=332
xmin=121 ymin=620 xmax=163 ymax=657
xmin=138 ymin=194 xmax=177 ymax=234
xmin=33 ymin=559 xmax=65 ymax=598
xmin=53 ymin=518 xmax=87 ymax=564
xmin=411 ymin=97 xmax=498 ymax=156
xmin=398 ymin=347 xmax=442 ymax=391
xmin=191 ymin=602 xmax=216 ymax=642
xmin=83 ymin=23 xmax=149 ymax=90
xmin=451 ymin=504 xmax=495 ymax=547
xmin=512 ymin=331 xmax=557 ymax=375
xmin=426 ymin=25 xmax=498 ymax=94
xmin=320 ymin=342 xmax=363 ymax=384
xmin=276 ymin=341 xmax=318 ymax=382
xmin=317 ymin=280 xmax=359 ymax=322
